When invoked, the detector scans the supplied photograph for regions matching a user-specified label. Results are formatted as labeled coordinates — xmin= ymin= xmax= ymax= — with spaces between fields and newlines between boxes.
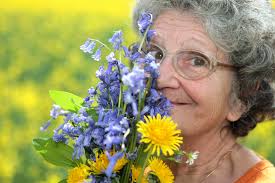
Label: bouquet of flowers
xmin=33 ymin=12 xmax=198 ymax=183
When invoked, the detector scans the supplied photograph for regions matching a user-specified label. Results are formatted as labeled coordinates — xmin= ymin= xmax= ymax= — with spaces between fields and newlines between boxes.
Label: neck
xmin=172 ymin=127 xmax=237 ymax=182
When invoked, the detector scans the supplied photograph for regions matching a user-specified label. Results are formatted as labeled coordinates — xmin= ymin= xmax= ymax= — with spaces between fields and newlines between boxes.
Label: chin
xmin=170 ymin=107 xmax=203 ymax=137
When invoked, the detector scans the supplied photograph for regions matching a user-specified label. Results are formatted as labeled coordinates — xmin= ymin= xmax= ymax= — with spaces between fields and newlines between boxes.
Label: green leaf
xmin=49 ymin=90 xmax=83 ymax=112
xmin=162 ymin=150 xmax=184 ymax=163
xmin=87 ymin=107 xmax=98 ymax=121
xmin=32 ymin=138 xmax=82 ymax=167
xmin=58 ymin=179 xmax=67 ymax=183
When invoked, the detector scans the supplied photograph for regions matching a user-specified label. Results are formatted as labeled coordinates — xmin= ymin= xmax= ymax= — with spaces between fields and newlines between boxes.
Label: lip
xmin=170 ymin=102 xmax=190 ymax=106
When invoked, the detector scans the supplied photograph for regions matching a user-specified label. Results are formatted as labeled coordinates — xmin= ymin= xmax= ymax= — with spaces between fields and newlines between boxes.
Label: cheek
xmin=174 ymin=77 xmax=233 ymax=135
xmin=189 ymin=75 xmax=232 ymax=110
xmin=195 ymin=81 xmax=231 ymax=120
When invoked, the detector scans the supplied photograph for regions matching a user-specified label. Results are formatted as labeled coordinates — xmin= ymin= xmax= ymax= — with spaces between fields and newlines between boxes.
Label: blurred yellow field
xmin=1 ymin=0 xmax=275 ymax=183
xmin=1 ymin=0 xmax=133 ymax=15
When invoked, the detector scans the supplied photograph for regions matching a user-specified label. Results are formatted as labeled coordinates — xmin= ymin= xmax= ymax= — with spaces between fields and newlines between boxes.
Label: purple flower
xmin=104 ymin=134 xmax=123 ymax=150
xmin=146 ymin=95 xmax=172 ymax=117
xmin=130 ymin=52 xmax=141 ymax=61
xmin=135 ymin=86 xmax=172 ymax=117
xmin=123 ymin=42 xmax=143 ymax=61
xmin=88 ymin=87 xmax=97 ymax=96
xmin=96 ymin=66 xmax=105 ymax=79
xmin=91 ymin=127 xmax=105 ymax=146
xmin=80 ymin=39 xmax=96 ymax=53
xmin=146 ymin=29 xmax=156 ymax=43
xmin=40 ymin=119 xmax=52 ymax=131
xmin=53 ymin=132 xmax=68 ymax=143
xmin=106 ymin=52 xmax=116 ymax=63
xmin=108 ymin=30 xmax=123 ymax=51
xmin=119 ymin=117 xmax=129 ymax=130
xmin=105 ymin=151 xmax=124 ymax=177
xmin=83 ymin=96 xmax=93 ymax=107
xmin=141 ymin=105 xmax=150 ymax=116
xmin=85 ymin=116 xmax=94 ymax=126
xmin=138 ymin=12 xmax=153 ymax=34
xmin=120 ymin=65 xmax=130 ymax=76
xmin=105 ymin=123 xmax=124 ymax=135
xmin=94 ymin=110 xmax=129 ymax=150
xmin=73 ymin=134 xmax=85 ymax=159
xmin=122 ymin=66 xmax=145 ymax=94
xmin=83 ymin=127 xmax=93 ymax=146
xmin=124 ymin=91 xmax=138 ymax=116
xmin=99 ymin=110 xmax=118 ymax=127
xmin=78 ymin=107 xmax=89 ymax=117
xmin=50 ymin=104 xmax=64 ymax=119
xmin=71 ymin=113 xmax=86 ymax=124
xmin=54 ymin=121 xmax=66 ymax=133
xmin=148 ymin=89 xmax=161 ymax=102
xmin=92 ymin=47 xmax=102 ymax=61
xmin=61 ymin=113 xmax=72 ymax=123
xmin=122 ymin=46 xmax=130 ymax=58
xmin=145 ymin=62 xmax=160 ymax=78
xmin=62 ymin=123 xmax=81 ymax=137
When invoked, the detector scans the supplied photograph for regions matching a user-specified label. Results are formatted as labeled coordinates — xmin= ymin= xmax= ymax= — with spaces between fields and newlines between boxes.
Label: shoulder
xmin=234 ymin=159 xmax=275 ymax=183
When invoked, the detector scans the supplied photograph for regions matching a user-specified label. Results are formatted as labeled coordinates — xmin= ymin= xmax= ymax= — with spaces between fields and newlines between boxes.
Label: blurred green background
xmin=0 ymin=0 xmax=275 ymax=182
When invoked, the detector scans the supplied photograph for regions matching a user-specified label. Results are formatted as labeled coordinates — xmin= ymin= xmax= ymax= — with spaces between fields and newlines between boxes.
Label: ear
xmin=226 ymin=99 xmax=246 ymax=122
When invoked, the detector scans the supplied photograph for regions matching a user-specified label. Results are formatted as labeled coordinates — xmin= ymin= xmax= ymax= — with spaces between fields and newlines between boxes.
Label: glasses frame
xmin=140 ymin=42 xmax=237 ymax=80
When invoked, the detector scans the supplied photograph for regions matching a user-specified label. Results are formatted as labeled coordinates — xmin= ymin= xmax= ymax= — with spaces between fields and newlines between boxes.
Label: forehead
xmin=152 ymin=10 xmax=218 ymax=54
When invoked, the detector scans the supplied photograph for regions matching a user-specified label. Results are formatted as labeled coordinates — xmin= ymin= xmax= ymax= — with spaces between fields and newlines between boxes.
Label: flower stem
xmin=118 ymin=85 xmax=123 ymax=115
xmin=138 ymin=26 xmax=150 ymax=53
xmin=137 ymin=149 xmax=151 ymax=183
xmin=141 ymin=77 xmax=152 ymax=109
xmin=128 ymin=92 xmax=143 ymax=152
xmin=90 ymin=38 xmax=111 ymax=51
xmin=121 ymin=93 xmax=143 ymax=183
xmin=116 ymin=62 xmax=123 ymax=115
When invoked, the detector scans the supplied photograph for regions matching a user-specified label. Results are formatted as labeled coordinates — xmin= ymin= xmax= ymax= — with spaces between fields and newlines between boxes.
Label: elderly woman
xmin=133 ymin=0 xmax=275 ymax=182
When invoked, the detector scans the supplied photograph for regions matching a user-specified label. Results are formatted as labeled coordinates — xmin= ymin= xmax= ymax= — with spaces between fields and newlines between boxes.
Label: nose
xmin=157 ymin=55 xmax=181 ymax=90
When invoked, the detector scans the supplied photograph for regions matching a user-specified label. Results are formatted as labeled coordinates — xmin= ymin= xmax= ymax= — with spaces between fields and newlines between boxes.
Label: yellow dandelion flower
xmin=131 ymin=165 xmax=148 ymax=183
xmin=67 ymin=164 xmax=90 ymax=183
xmin=88 ymin=151 xmax=128 ymax=175
xmin=272 ymin=0 xmax=275 ymax=9
xmin=148 ymin=157 xmax=174 ymax=183
xmin=137 ymin=114 xmax=183 ymax=156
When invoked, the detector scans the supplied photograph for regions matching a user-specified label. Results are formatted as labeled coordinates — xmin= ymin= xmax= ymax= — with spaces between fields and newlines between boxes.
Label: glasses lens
xmin=174 ymin=51 xmax=211 ymax=79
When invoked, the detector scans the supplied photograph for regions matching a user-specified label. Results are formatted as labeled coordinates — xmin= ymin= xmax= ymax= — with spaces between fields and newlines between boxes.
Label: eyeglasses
xmin=130 ymin=42 xmax=237 ymax=80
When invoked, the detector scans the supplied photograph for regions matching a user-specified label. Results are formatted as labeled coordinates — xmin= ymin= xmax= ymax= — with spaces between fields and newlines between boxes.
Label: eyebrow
xmin=150 ymin=34 xmax=165 ymax=47
xmin=151 ymin=34 xmax=218 ymax=57
xmin=178 ymin=36 xmax=211 ymax=50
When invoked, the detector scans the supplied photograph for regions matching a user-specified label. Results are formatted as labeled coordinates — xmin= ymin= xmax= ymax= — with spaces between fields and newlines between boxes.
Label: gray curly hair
xmin=133 ymin=0 xmax=275 ymax=137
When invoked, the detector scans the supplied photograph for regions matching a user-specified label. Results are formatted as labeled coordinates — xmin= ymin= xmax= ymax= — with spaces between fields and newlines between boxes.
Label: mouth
xmin=170 ymin=101 xmax=190 ymax=106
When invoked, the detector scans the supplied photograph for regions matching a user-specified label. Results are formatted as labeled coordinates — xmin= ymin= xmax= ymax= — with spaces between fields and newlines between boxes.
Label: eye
xmin=145 ymin=45 xmax=164 ymax=63
xmin=175 ymin=52 xmax=211 ymax=77
xmin=150 ymin=50 xmax=163 ymax=61
xmin=190 ymin=57 xmax=208 ymax=67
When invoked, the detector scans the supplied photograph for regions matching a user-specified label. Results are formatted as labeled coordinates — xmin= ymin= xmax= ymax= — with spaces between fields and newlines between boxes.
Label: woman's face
xmin=154 ymin=10 xmax=240 ymax=136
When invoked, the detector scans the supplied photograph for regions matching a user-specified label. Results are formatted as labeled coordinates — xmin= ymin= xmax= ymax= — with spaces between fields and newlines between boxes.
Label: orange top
xmin=235 ymin=159 xmax=275 ymax=183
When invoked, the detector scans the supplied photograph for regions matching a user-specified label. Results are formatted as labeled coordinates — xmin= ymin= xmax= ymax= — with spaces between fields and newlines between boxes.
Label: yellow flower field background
xmin=0 ymin=0 xmax=275 ymax=182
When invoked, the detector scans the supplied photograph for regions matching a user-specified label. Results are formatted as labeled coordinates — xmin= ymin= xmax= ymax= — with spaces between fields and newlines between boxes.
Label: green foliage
xmin=58 ymin=179 xmax=67 ymax=183
xmin=49 ymin=90 xmax=83 ymax=112
xmin=33 ymin=138 xmax=82 ymax=167
xmin=239 ymin=121 xmax=275 ymax=162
